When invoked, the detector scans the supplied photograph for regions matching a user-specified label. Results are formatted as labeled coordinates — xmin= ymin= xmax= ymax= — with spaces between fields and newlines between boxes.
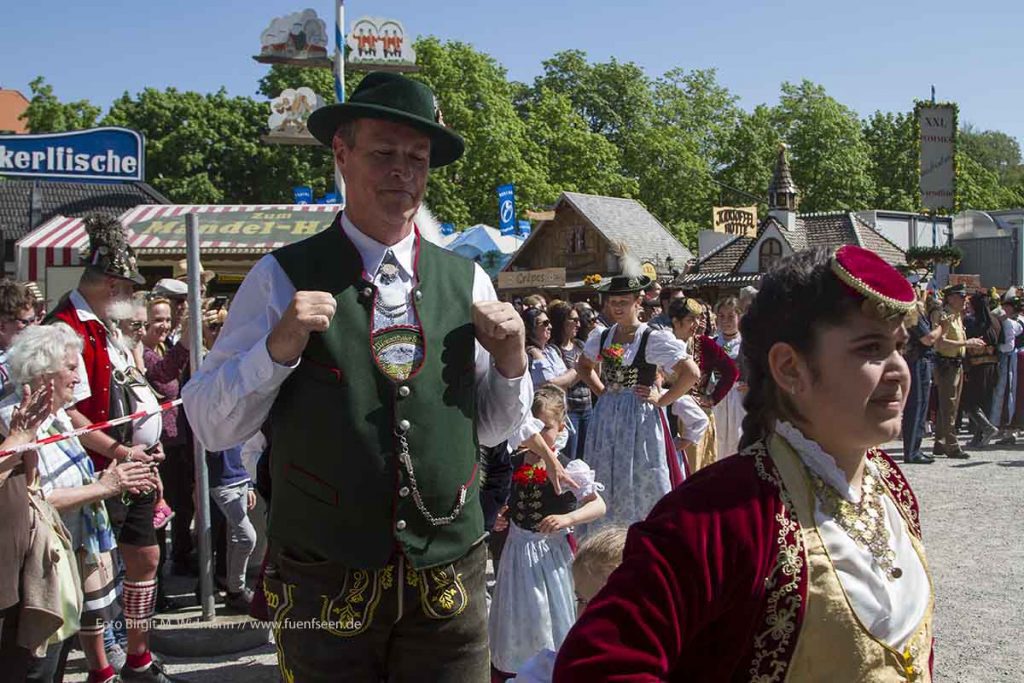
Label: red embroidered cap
xmin=830 ymin=245 xmax=915 ymax=316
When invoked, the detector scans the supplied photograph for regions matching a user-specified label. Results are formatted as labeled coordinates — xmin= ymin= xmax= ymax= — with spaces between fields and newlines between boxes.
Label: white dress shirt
xmin=775 ymin=421 xmax=930 ymax=650
xmin=182 ymin=213 xmax=532 ymax=451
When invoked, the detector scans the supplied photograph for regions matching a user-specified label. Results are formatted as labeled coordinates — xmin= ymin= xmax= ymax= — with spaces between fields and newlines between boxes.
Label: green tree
xmin=715 ymin=104 xmax=779 ymax=212
xmin=533 ymin=50 xmax=654 ymax=149
xmin=103 ymin=87 xmax=332 ymax=203
xmin=957 ymin=151 xmax=1024 ymax=210
xmin=862 ymin=111 xmax=918 ymax=211
xmin=520 ymin=87 xmax=637 ymax=199
xmin=774 ymin=80 xmax=875 ymax=213
xmin=20 ymin=77 xmax=100 ymax=133
xmin=409 ymin=37 xmax=551 ymax=226
xmin=960 ymin=124 xmax=1022 ymax=181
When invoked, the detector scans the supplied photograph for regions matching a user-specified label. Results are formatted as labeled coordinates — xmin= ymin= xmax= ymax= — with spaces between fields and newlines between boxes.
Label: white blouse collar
xmin=774 ymin=420 xmax=871 ymax=503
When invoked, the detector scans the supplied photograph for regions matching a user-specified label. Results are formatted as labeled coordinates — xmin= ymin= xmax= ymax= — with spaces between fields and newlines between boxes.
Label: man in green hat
xmin=183 ymin=73 xmax=536 ymax=681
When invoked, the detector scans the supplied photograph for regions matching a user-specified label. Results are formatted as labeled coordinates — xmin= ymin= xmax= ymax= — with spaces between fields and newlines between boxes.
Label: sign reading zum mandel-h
xmin=0 ymin=127 xmax=144 ymax=182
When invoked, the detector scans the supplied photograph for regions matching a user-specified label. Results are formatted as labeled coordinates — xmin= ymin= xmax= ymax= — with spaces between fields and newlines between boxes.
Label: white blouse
xmin=775 ymin=421 xmax=931 ymax=650
xmin=582 ymin=323 xmax=688 ymax=370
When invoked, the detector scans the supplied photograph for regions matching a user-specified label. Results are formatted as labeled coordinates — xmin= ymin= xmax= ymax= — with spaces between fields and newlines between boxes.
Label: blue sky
xmin=3 ymin=0 xmax=1021 ymax=146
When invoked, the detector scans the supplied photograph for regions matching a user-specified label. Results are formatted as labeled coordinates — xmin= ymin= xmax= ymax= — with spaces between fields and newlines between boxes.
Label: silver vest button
xmin=398 ymin=486 xmax=410 ymax=498
xmin=396 ymin=520 xmax=407 ymax=531
xmin=398 ymin=419 xmax=411 ymax=432
xmin=414 ymin=290 xmax=423 ymax=302
xmin=397 ymin=385 xmax=411 ymax=398
xmin=361 ymin=287 xmax=373 ymax=298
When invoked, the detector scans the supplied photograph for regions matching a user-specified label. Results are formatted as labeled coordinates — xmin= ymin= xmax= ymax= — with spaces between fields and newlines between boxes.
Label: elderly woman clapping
xmin=0 ymin=323 xmax=157 ymax=680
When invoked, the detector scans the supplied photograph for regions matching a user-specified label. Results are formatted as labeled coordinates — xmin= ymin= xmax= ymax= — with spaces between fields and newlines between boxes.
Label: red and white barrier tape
xmin=0 ymin=399 xmax=183 ymax=458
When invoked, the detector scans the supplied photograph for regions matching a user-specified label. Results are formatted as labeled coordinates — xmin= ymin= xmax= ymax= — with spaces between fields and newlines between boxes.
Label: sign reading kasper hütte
xmin=713 ymin=206 xmax=758 ymax=237
xmin=918 ymin=104 xmax=957 ymax=211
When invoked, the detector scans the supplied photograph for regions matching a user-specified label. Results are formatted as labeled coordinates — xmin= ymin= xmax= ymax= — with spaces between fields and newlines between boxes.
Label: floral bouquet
xmin=512 ymin=463 xmax=548 ymax=486
xmin=600 ymin=343 xmax=634 ymax=390
xmin=583 ymin=273 xmax=603 ymax=287
xmin=600 ymin=343 xmax=626 ymax=367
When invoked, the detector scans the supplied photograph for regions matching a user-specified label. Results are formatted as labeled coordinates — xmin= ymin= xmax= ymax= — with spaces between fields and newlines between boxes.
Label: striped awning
xmin=673 ymin=271 xmax=762 ymax=289
xmin=17 ymin=203 xmax=342 ymax=282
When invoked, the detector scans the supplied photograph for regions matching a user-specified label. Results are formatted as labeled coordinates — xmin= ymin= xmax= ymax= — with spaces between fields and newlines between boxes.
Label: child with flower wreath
xmin=488 ymin=385 xmax=606 ymax=678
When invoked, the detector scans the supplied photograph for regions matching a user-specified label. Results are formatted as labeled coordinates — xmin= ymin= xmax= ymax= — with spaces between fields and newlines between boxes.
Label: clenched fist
xmin=473 ymin=301 xmax=526 ymax=379
xmin=267 ymin=291 xmax=338 ymax=364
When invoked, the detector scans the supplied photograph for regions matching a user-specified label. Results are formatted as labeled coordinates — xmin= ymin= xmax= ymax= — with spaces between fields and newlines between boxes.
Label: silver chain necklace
xmin=395 ymin=429 xmax=468 ymax=526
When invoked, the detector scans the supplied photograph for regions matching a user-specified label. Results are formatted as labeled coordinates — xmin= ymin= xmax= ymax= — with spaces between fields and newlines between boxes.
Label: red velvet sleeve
xmin=554 ymin=457 xmax=777 ymax=681
xmin=705 ymin=337 xmax=738 ymax=406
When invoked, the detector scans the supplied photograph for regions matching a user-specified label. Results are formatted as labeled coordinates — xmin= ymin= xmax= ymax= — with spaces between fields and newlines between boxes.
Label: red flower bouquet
xmin=512 ymin=463 xmax=549 ymax=486
xmin=600 ymin=343 xmax=626 ymax=367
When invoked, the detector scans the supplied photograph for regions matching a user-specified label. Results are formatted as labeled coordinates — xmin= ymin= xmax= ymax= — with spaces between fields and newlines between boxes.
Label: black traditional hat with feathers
xmin=82 ymin=215 xmax=145 ymax=285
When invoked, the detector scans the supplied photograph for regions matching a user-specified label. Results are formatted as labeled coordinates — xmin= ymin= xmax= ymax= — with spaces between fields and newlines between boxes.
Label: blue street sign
xmin=440 ymin=222 xmax=456 ymax=236
xmin=497 ymin=183 xmax=516 ymax=234
xmin=293 ymin=186 xmax=313 ymax=205
xmin=0 ymin=127 xmax=144 ymax=182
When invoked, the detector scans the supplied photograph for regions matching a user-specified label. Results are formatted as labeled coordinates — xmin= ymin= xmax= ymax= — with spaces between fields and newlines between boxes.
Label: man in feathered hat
xmin=183 ymin=72 xmax=535 ymax=681
xmin=47 ymin=215 xmax=179 ymax=682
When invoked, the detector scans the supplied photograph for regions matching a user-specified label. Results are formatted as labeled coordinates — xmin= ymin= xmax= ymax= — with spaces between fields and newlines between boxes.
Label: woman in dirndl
xmin=667 ymin=297 xmax=738 ymax=474
xmin=575 ymin=275 xmax=699 ymax=533
xmin=1 ymin=323 xmax=158 ymax=683
xmin=711 ymin=296 xmax=746 ymax=459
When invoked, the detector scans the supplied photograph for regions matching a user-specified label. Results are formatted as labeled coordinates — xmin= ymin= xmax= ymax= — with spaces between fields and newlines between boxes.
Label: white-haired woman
xmin=1 ymin=323 xmax=157 ymax=683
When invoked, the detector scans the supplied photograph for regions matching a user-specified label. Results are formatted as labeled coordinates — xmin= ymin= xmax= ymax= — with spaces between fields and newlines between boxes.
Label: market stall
xmin=17 ymin=203 xmax=342 ymax=299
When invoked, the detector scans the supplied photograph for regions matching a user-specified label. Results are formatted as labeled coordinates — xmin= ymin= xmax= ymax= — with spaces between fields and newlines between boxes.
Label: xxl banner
xmin=918 ymin=104 xmax=957 ymax=212
xmin=0 ymin=127 xmax=144 ymax=182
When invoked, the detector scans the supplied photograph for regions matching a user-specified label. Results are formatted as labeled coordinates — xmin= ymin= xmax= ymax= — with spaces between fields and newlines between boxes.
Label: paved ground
xmin=64 ymin=435 xmax=1022 ymax=681
xmin=893 ymin=436 xmax=1024 ymax=681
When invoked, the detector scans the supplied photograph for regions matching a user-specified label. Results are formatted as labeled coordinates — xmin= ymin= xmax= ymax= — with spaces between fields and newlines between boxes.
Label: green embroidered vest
xmin=268 ymin=220 xmax=481 ymax=570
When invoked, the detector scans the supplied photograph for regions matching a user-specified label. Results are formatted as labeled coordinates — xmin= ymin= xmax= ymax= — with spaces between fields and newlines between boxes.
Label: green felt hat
xmin=596 ymin=275 xmax=652 ymax=294
xmin=307 ymin=72 xmax=465 ymax=168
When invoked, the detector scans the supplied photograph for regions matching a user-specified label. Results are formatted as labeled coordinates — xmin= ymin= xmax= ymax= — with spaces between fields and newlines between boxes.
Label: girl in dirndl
xmin=488 ymin=386 xmax=606 ymax=677
xmin=667 ymin=297 xmax=738 ymax=474
xmin=712 ymin=296 xmax=746 ymax=459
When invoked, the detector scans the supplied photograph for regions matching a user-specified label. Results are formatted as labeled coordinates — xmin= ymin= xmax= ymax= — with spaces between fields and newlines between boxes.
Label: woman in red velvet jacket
xmin=554 ymin=246 xmax=934 ymax=682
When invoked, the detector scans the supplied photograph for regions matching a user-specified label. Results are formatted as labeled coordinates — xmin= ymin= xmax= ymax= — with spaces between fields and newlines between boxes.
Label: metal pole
xmin=334 ymin=0 xmax=346 ymax=203
xmin=186 ymin=213 xmax=215 ymax=620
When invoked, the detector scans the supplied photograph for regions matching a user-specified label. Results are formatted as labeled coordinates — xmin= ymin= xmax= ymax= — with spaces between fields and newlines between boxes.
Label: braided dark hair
xmin=738 ymin=248 xmax=864 ymax=449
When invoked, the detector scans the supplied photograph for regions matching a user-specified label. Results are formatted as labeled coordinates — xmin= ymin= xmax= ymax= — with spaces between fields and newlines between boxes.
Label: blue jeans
xmin=566 ymin=407 xmax=592 ymax=460
xmin=990 ymin=351 xmax=1017 ymax=427
xmin=903 ymin=356 xmax=933 ymax=459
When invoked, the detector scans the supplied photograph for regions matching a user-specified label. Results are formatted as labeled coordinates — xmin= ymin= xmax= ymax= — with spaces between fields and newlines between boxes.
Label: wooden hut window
xmin=759 ymin=238 xmax=783 ymax=272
